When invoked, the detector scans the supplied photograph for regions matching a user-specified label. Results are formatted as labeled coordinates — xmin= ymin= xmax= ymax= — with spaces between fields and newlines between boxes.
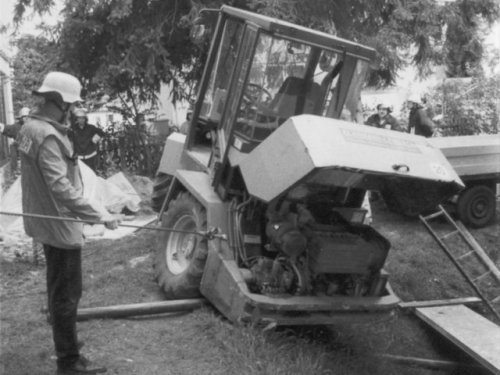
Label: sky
xmin=0 ymin=0 xmax=61 ymax=52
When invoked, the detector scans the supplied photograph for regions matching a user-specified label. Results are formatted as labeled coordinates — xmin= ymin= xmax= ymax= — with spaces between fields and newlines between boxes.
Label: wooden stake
xmin=76 ymin=299 xmax=207 ymax=321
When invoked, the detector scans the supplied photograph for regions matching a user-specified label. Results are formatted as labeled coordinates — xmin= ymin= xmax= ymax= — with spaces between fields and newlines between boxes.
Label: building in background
xmin=0 ymin=49 xmax=15 ymax=199
xmin=154 ymin=83 xmax=190 ymax=136
xmin=86 ymin=107 xmax=123 ymax=131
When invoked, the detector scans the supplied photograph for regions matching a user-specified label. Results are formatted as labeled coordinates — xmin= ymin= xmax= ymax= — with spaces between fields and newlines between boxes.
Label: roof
xmin=221 ymin=6 xmax=376 ymax=61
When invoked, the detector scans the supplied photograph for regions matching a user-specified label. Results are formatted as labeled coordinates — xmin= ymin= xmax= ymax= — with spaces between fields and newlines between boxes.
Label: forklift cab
xmin=184 ymin=6 xmax=375 ymax=198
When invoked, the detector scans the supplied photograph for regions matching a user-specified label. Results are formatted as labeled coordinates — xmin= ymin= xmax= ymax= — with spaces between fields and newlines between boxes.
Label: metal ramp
xmin=419 ymin=205 xmax=500 ymax=323
xmin=416 ymin=304 xmax=500 ymax=374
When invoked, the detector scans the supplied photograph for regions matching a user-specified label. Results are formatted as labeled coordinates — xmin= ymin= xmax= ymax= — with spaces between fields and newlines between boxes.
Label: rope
xmin=0 ymin=211 xmax=225 ymax=240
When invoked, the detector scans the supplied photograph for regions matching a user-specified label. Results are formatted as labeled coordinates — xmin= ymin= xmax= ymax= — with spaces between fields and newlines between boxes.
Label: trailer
xmin=429 ymin=134 xmax=500 ymax=227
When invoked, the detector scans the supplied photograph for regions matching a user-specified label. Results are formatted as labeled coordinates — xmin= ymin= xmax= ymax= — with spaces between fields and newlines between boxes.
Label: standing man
xmin=0 ymin=107 xmax=30 ymax=138
xmin=1 ymin=107 xmax=31 ymax=172
xmin=17 ymin=71 xmax=121 ymax=374
xmin=364 ymin=103 xmax=400 ymax=130
xmin=406 ymin=94 xmax=436 ymax=137
xmin=70 ymin=108 xmax=105 ymax=172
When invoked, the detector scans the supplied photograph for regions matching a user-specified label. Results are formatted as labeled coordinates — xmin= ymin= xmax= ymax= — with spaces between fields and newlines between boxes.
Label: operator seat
xmin=313 ymin=60 xmax=344 ymax=114
xmin=270 ymin=77 xmax=321 ymax=118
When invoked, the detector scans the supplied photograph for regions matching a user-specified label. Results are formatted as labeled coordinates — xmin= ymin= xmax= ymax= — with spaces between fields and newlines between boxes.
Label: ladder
xmin=419 ymin=205 xmax=500 ymax=323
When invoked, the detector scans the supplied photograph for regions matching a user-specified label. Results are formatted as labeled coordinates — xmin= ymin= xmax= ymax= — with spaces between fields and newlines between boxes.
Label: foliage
xmin=427 ymin=74 xmax=500 ymax=135
xmin=10 ymin=0 xmax=500 ymax=113
xmin=96 ymin=123 xmax=167 ymax=178
xmin=443 ymin=0 xmax=500 ymax=77
xmin=10 ymin=34 xmax=59 ymax=112
xmin=12 ymin=0 xmax=202 ymax=121
xmin=246 ymin=0 xmax=500 ymax=84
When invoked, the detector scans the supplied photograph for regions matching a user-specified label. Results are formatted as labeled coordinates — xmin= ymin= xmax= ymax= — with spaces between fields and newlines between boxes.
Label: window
xmin=200 ymin=19 xmax=244 ymax=123
xmin=233 ymin=33 xmax=347 ymax=148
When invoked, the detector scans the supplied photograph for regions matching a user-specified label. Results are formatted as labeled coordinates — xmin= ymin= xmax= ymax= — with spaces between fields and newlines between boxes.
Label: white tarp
xmin=79 ymin=161 xmax=141 ymax=215
xmin=0 ymin=161 xmax=155 ymax=255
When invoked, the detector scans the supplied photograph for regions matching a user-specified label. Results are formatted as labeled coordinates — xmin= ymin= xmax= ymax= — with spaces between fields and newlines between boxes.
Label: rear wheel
xmin=154 ymin=192 xmax=207 ymax=299
xmin=151 ymin=173 xmax=172 ymax=212
xmin=456 ymin=185 xmax=496 ymax=228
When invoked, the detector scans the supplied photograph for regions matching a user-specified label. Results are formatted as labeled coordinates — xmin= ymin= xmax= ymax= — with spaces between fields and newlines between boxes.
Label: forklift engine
xmin=234 ymin=186 xmax=390 ymax=298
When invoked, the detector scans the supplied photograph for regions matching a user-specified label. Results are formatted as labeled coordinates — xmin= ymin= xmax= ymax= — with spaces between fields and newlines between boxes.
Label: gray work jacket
xmin=17 ymin=114 xmax=103 ymax=249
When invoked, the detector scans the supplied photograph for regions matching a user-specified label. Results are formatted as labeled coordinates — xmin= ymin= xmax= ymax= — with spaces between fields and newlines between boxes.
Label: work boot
xmin=56 ymin=356 xmax=107 ymax=374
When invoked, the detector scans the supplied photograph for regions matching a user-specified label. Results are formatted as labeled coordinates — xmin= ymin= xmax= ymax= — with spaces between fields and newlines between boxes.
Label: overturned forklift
xmin=152 ymin=6 xmax=463 ymax=325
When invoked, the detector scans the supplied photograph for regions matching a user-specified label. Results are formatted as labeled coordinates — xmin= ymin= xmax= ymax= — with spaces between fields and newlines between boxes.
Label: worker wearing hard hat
xmin=16 ymin=71 xmax=120 ymax=375
xmin=364 ymin=103 xmax=400 ymax=130
xmin=69 ymin=107 xmax=105 ymax=172
xmin=406 ymin=94 xmax=436 ymax=137
xmin=0 ymin=106 xmax=31 ymax=139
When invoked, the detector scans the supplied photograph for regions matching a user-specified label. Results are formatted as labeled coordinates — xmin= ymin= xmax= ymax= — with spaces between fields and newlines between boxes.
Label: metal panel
xmin=157 ymin=132 xmax=186 ymax=175
xmin=157 ymin=133 xmax=207 ymax=176
xmin=174 ymin=170 xmax=228 ymax=234
xmin=416 ymin=305 xmax=500 ymax=375
xmin=238 ymin=115 xmax=463 ymax=206
xmin=429 ymin=135 xmax=500 ymax=178
xmin=201 ymin=246 xmax=399 ymax=326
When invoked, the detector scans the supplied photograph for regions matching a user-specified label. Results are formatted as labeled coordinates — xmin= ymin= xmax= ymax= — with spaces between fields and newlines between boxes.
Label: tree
xmin=245 ymin=0 xmax=500 ymax=84
xmin=12 ymin=0 xmax=201 ymax=122
xmin=11 ymin=0 xmax=500 ymax=112
xmin=11 ymin=33 xmax=60 ymax=112
xmin=443 ymin=0 xmax=499 ymax=77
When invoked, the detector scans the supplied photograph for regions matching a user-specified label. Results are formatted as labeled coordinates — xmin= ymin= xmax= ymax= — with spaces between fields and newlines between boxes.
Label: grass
xmin=1 ymin=199 xmax=499 ymax=375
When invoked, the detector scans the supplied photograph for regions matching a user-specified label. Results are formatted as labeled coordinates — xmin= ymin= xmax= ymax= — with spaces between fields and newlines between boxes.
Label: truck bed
xmin=429 ymin=135 xmax=500 ymax=181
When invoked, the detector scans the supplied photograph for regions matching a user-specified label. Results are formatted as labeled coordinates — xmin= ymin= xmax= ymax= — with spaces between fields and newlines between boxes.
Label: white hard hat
xmin=34 ymin=72 xmax=82 ymax=103
xmin=17 ymin=107 xmax=30 ymax=118
xmin=407 ymin=94 xmax=422 ymax=105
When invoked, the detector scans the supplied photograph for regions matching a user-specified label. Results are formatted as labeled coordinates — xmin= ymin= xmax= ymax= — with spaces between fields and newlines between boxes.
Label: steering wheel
xmin=241 ymin=83 xmax=275 ymax=124
xmin=243 ymin=83 xmax=273 ymax=106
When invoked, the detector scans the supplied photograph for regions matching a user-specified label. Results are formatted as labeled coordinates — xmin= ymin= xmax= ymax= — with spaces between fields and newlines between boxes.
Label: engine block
xmin=308 ymin=224 xmax=390 ymax=275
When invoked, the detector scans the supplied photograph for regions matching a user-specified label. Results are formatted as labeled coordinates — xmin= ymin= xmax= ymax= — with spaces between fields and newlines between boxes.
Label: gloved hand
xmin=0 ymin=122 xmax=5 ymax=133
xmin=91 ymin=134 xmax=102 ymax=143
xmin=100 ymin=213 xmax=122 ymax=230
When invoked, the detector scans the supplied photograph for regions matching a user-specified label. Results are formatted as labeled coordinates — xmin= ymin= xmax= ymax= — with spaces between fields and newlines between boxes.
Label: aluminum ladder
xmin=419 ymin=205 xmax=500 ymax=323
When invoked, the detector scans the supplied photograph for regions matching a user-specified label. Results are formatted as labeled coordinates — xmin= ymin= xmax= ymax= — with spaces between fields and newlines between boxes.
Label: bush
xmin=97 ymin=123 xmax=167 ymax=178
xmin=427 ymin=74 xmax=500 ymax=136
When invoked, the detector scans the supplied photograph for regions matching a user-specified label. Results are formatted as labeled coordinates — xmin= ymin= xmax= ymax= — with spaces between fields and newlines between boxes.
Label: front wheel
xmin=456 ymin=185 xmax=496 ymax=228
xmin=154 ymin=192 xmax=208 ymax=299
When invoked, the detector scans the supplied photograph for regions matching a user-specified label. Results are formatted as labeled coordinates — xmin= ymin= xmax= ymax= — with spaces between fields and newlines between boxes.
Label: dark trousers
xmin=43 ymin=244 xmax=82 ymax=367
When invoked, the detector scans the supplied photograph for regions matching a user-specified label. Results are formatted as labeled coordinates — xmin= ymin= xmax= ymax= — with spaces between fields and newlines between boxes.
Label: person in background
xmin=17 ymin=71 xmax=121 ymax=374
xmin=406 ymin=94 xmax=436 ymax=137
xmin=364 ymin=103 xmax=400 ymax=130
xmin=179 ymin=111 xmax=193 ymax=135
xmin=70 ymin=108 xmax=105 ymax=172
xmin=0 ymin=107 xmax=30 ymax=139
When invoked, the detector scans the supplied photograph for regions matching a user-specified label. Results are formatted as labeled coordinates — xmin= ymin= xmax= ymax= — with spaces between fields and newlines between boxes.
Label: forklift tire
xmin=151 ymin=173 xmax=172 ymax=212
xmin=154 ymin=192 xmax=207 ymax=299
xmin=456 ymin=185 xmax=496 ymax=228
